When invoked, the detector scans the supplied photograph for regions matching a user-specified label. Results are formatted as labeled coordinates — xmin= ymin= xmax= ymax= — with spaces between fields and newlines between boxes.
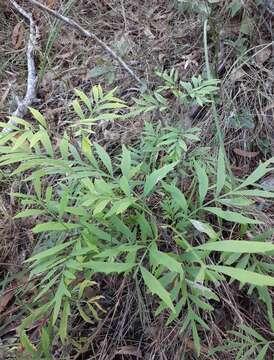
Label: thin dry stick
xmin=3 ymin=0 xmax=38 ymax=134
xmin=27 ymin=0 xmax=144 ymax=86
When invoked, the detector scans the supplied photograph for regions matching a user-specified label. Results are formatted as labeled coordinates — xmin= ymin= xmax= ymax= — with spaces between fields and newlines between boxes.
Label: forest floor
xmin=0 ymin=1 xmax=274 ymax=359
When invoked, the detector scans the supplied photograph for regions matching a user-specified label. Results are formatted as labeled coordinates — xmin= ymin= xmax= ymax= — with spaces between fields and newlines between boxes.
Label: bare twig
xmin=3 ymin=0 xmax=38 ymax=134
xmin=27 ymin=0 xmax=144 ymax=86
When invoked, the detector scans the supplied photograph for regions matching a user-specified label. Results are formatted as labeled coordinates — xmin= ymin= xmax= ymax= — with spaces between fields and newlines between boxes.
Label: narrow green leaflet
xmin=74 ymin=88 xmax=92 ymax=111
xmin=94 ymin=143 xmax=113 ymax=176
xmin=41 ymin=327 xmax=50 ymax=357
xmin=77 ymin=304 xmax=93 ymax=324
xmin=162 ymin=182 xmax=188 ymax=212
xmin=83 ymin=260 xmax=135 ymax=274
xmin=95 ymin=245 xmax=143 ymax=259
xmin=52 ymin=279 xmax=71 ymax=325
xmin=232 ymin=190 xmax=274 ymax=198
xmin=34 ymin=176 xmax=41 ymax=199
xmin=93 ymin=199 xmax=109 ymax=215
xmin=14 ymin=209 xmax=45 ymax=218
xmin=238 ymin=158 xmax=273 ymax=188
xmin=217 ymin=197 xmax=254 ymax=207
xmin=137 ymin=213 xmax=153 ymax=242
xmin=77 ymin=279 xmax=97 ymax=299
xmin=106 ymin=198 xmax=135 ymax=217
xmin=110 ymin=216 xmax=135 ymax=240
xmin=191 ymin=321 xmax=201 ymax=356
xmin=12 ymin=131 xmax=31 ymax=150
xmin=239 ymin=324 xmax=266 ymax=342
xmin=82 ymin=136 xmax=95 ymax=163
xmin=204 ymin=207 xmax=262 ymax=224
xmin=96 ymin=102 xmax=127 ymax=111
xmin=29 ymin=130 xmax=43 ymax=148
xmin=32 ymin=222 xmax=81 ymax=233
xmin=190 ymin=220 xmax=218 ymax=240
xmin=143 ymin=162 xmax=178 ymax=196
xmin=194 ymin=161 xmax=208 ymax=205
xmin=208 ymin=265 xmax=274 ymax=286
xmin=216 ymin=147 xmax=226 ymax=196
xmin=92 ymin=85 xmax=100 ymax=103
xmin=256 ymin=343 xmax=269 ymax=360
xmin=34 ymin=274 xmax=61 ymax=302
xmin=60 ymin=134 xmax=69 ymax=160
xmin=150 ymin=243 xmax=183 ymax=275
xmin=119 ymin=176 xmax=131 ymax=196
xmin=25 ymin=240 xmax=75 ymax=262
xmin=29 ymin=107 xmax=47 ymax=128
xmin=72 ymin=99 xmax=85 ymax=119
xmin=120 ymin=145 xmax=131 ymax=178
xmin=195 ymin=240 xmax=274 ymax=253
xmin=40 ymin=128 xmax=54 ymax=157
xmin=20 ymin=330 xmax=37 ymax=353
xmin=141 ymin=266 xmax=175 ymax=312
xmin=19 ymin=303 xmax=51 ymax=330
xmin=59 ymin=189 xmax=69 ymax=217
xmin=66 ymin=259 xmax=83 ymax=271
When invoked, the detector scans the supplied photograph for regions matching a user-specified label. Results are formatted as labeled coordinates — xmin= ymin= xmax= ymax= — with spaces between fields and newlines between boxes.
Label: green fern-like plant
xmin=0 ymin=82 xmax=274 ymax=357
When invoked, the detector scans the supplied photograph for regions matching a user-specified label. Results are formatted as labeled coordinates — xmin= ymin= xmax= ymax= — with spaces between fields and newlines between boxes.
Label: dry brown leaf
xmin=230 ymin=68 xmax=245 ymax=82
xmin=233 ymin=148 xmax=259 ymax=158
xmin=255 ymin=48 xmax=271 ymax=65
xmin=224 ymin=20 xmax=241 ymax=35
xmin=231 ymin=165 xmax=249 ymax=177
xmin=0 ymin=291 xmax=14 ymax=313
xmin=46 ymin=0 xmax=56 ymax=8
xmin=185 ymin=339 xmax=208 ymax=353
xmin=12 ymin=22 xmax=24 ymax=49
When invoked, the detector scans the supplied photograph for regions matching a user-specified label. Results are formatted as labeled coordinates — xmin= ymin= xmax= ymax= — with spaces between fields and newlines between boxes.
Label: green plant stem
xmin=203 ymin=18 xmax=234 ymax=183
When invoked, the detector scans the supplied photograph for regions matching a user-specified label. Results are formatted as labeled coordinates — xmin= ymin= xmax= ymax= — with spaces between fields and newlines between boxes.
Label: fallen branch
xmin=27 ymin=0 xmax=144 ymax=86
xmin=3 ymin=0 xmax=38 ymax=134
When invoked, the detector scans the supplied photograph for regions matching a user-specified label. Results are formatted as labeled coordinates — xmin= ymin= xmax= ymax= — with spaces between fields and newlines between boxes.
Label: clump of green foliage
xmin=0 ymin=73 xmax=273 ymax=358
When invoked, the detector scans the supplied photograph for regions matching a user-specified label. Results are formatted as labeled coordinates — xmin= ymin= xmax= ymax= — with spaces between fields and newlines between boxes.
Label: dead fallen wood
xmin=3 ymin=0 xmax=38 ymax=134
xmin=27 ymin=0 xmax=144 ymax=86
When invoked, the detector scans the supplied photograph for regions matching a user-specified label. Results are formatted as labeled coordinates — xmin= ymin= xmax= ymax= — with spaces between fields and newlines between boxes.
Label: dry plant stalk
xmin=3 ymin=0 xmax=38 ymax=134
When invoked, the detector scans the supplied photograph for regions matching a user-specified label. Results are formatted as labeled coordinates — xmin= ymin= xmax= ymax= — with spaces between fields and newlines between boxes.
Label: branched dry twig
xmin=27 ymin=0 xmax=144 ymax=86
xmin=3 ymin=0 xmax=38 ymax=134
